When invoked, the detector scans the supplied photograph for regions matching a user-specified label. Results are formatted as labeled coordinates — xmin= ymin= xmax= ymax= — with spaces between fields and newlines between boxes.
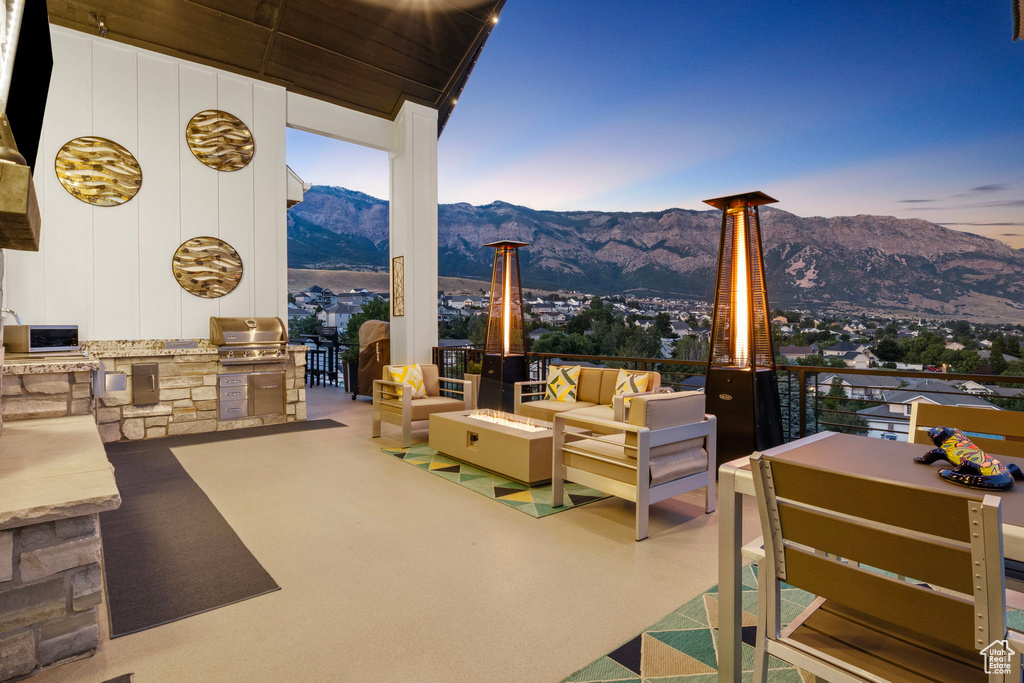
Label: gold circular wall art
xmin=54 ymin=136 xmax=142 ymax=206
xmin=172 ymin=237 xmax=243 ymax=298
xmin=185 ymin=109 xmax=255 ymax=171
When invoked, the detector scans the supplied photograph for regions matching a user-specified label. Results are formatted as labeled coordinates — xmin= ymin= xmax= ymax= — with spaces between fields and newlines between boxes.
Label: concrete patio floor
xmin=34 ymin=385 xmax=762 ymax=683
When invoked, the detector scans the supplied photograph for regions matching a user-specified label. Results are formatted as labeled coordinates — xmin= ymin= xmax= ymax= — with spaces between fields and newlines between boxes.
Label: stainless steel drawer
xmin=219 ymin=398 xmax=249 ymax=421
xmin=219 ymin=373 xmax=248 ymax=388
xmin=219 ymin=386 xmax=248 ymax=402
xmin=252 ymin=371 xmax=285 ymax=417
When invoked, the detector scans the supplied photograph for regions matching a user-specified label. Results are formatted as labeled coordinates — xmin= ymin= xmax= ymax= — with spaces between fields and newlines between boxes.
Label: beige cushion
xmin=421 ymin=364 xmax=440 ymax=397
xmin=627 ymin=391 xmax=706 ymax=453
xmin=565 ymin=404 xmax=614 ymax=422
xmin=577 ymin=367 xmax=604 ymax=404
xmin=410 ymin=396 xmax=464 ymax=421
xmin=596 ymin=369 xmax=661 ymax=405
xmin=564 ymin=433 xmax=707 ymax=486
xmin=598 ymin=369 xmax=619 ymax=405
xmin=519 ymin=399 xmax=597 ymax=423
xmin=564 ymin=404 xmax=617 ymax=434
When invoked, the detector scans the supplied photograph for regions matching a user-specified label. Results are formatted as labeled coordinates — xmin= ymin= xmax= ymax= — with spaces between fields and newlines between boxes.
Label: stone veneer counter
xmin=0 ymin=416 xmax=121 ymax=681
xmin=88 ymin=340 xmax=309 ymax=443
xmin=1 ymin=355 xmax=98 ymax=423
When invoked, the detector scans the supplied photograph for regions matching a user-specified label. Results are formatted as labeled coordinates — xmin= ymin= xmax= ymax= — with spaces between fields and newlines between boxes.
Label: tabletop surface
xmin=757 ymin=431 xmax=1024 ymax=529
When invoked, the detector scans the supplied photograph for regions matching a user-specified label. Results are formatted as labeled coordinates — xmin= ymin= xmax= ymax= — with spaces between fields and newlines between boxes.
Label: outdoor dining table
xmin=716 ymin=430 xmax=1024 ymax=682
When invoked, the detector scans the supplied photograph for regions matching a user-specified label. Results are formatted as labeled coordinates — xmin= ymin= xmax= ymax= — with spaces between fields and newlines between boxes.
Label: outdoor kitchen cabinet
xmin=219 ymin=371 xmax=285 ymax=420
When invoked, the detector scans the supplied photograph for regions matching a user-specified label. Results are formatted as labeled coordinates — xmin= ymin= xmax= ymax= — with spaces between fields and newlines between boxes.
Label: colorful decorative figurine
xmin=914 ymin=426 xmax=1024 ymax=490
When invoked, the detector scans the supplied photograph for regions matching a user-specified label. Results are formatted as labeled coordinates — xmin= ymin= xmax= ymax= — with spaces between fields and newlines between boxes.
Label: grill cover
xmin=210 ymin=317 xmax=287 ymax=346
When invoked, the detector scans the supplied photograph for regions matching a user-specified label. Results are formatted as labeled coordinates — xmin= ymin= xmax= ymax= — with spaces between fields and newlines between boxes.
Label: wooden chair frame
xmin=908 ymin=402 xmax=1024 ymax=458
xmin=371 ymin=371 xmax=471 ymax=448
xmin=551 ymin=411 xmax=716 ymax=541
xmin=750 ymin=448 xmax=1024 ymax=682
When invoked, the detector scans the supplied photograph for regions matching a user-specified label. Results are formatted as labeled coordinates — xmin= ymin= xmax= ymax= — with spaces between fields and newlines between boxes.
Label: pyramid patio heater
xmin=479 ymin=240 xmax=529 ymax=412
xmin=703 ymin=191 xmax=783 ymax=467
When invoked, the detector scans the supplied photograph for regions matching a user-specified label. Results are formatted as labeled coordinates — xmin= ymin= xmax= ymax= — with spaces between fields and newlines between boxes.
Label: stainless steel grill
xmin=210 ymin=316 xmax=288 ymax=364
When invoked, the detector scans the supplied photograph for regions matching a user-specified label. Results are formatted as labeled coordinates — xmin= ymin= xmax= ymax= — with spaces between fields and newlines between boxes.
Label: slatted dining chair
xmin=749 ymin=450 xmax=1023 ymax=682
xmin=910 ymin=402 xmax=1024 ymax=594
xmin=908 ymin=402 xmax=1024 ymax=457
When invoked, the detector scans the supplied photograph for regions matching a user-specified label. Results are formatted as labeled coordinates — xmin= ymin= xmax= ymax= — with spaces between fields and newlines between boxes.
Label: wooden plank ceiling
xmin=47 ymin=0 xmax=505 ymax=133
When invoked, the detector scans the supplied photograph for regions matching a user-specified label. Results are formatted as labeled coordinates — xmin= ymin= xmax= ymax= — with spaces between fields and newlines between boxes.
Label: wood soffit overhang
xmin=47 ymin=0 xmax=506 ymax=134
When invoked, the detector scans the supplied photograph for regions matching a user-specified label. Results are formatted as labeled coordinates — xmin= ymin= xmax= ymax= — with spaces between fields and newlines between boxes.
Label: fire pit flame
xmin=467 ymin=409 xmax=547 ymax=433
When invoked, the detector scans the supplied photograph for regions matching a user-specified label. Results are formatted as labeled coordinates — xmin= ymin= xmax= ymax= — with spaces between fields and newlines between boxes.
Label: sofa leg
xmin=371 ymin=413 xmax=381 ymax=438
xmin=402 ymin=421 xmax=412 ymax=449
xmin=705 ymin=474 xmax=716 ymax=514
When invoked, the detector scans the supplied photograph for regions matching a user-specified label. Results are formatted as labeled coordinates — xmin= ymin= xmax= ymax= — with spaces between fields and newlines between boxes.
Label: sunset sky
xmin=287 ymin=1 xmax=1024 ymax=247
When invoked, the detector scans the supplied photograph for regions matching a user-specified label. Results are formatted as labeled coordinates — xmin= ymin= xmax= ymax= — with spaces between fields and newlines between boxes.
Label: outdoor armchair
xmin=372 ymin=364 xmax=472 ymax=448
xmin=551 ymin=391 xmax=715 ymax=541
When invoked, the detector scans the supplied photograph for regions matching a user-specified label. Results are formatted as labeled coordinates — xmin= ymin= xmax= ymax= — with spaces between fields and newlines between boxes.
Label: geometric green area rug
xmin=561 ymin=564 xmax=819 ymax=682
xmin=381 ymin=444 xmax=610 ymax=518
xmin=563 ymin=563 xmax=1024 ymax=681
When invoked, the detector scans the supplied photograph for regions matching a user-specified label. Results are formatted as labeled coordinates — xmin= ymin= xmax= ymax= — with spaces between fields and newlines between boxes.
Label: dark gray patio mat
xmin=104 ymin=418 xmax=346 ymax=455
xmin=100 ymin=448 xmax=280 ymax=637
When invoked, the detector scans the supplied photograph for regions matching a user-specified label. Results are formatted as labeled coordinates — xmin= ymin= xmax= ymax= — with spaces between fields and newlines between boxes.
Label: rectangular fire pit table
xmin=428 ymin=410 xmax=586 ymax=486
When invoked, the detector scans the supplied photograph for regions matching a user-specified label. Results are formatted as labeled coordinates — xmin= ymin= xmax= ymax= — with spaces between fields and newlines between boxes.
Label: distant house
xmin=823 ymin=341 xmax=870 ymax=356
xmin=287 ymin=302 xmax=309 ymax=320
xmin=437 ymin=339 xmax=473 ymax=348
xmin=322 ymin=303 xmax=361 ymax=329
xmin=945 ymin=341 xmax=965 ymax=351
xmin=817 ymin=372 xmax=904 ymax=401
xmin=837 ymin=351 xmax=873 ymax=369
xmin=670 ymin=321 xmax=691 ymax=336
xmin=978 ymin=350 xmax=1020 ymax=363
xmin=528 ymin=328 xmax=550 ymax=341
xmin=778 ymin=345 xmax=818 ymax=362
xmin=857 ymin=378 xmax=999 ymax=441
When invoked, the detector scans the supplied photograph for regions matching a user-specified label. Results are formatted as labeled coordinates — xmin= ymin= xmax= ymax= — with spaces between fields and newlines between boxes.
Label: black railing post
xmin=798 ymin=368 xmax=807 ymax=439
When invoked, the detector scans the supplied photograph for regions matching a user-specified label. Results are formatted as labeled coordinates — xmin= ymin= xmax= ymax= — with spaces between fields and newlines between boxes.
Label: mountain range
xmin=287 ymin=185 xmax=1024 ymax=322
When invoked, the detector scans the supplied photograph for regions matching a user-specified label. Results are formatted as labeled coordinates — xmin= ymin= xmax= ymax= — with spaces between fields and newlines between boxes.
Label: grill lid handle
xmin=244 ymin=319 xmax=258 ymax=329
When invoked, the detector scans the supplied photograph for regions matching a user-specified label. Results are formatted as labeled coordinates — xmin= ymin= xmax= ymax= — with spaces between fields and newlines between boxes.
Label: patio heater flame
xmin=703 ymin=191 xmax=784 ymax=468
xmin=503 ymin=253 xmax=512 ymax=354
xmin=731 ymin=204 xmax=750 ymax=367
xmin=480 ymin=240 xmax=529 ymax=412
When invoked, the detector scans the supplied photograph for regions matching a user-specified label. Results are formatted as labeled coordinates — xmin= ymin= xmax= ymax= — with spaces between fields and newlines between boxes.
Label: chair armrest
xmin=611 ymin=391 xmax=656 ymax=421
xmin=515 ymin=380 xmax=546 ymax=413
xmin=373 ymin=379 xmax=409 ymax=403
xmin=439 ymin=377 xmax=472 ymax=408
xmin=553 ymin=412 xmax=642 ymax=434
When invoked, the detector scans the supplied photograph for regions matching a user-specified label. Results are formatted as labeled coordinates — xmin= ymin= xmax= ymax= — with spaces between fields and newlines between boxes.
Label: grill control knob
xmin=243 ymin=350 xmax=251 ymax=357
xmin=226 ymin=351 xmax=234 ymax=358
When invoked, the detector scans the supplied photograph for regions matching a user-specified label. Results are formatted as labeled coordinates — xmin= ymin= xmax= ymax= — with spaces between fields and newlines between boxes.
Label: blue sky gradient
xmin=287 ymin=1 xmax=1024 ymax=246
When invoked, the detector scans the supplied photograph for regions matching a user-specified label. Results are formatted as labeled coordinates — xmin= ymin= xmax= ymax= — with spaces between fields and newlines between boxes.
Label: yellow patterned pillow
xmin=544 ymin=365 xmax=581 ymax=403
xmin=614 ymin=369 xmax=650 ymax=406
xmin=388 ymin=364 xmax=427 ymax=399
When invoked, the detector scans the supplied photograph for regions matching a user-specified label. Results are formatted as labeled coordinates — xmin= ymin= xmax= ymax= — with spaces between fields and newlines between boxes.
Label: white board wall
xmin=4 ymin=26 xmax=288 ymax=341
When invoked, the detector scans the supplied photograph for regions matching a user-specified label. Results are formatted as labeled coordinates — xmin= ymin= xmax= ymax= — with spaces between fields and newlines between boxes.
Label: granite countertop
xmin=2 ymin=355 xmax=101 ymax=376
xmin=0 ymin=416 xmax=121 ymax=530
xmin=1 ymin=341 xmax=311 ymax=372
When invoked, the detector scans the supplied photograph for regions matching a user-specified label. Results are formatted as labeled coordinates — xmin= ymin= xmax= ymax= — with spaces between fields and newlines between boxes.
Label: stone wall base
xmin=0 ymin=515 xmax=104 ymax=682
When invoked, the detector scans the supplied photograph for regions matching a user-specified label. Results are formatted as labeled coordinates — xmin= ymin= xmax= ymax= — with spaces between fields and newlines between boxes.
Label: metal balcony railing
xmin=432 ymin=347 xmax=1024 ymax=444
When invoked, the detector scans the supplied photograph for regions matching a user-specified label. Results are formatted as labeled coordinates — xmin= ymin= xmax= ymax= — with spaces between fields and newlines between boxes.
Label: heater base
xmin=705 ymin=368 xmax=783 ymax=469
xmin=479 ymin=354 xmax=527 ymax=413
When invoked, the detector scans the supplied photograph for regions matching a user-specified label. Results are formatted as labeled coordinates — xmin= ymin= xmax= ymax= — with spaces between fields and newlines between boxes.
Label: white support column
xmin=388 ymin=101 xmax=438 ymax=365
